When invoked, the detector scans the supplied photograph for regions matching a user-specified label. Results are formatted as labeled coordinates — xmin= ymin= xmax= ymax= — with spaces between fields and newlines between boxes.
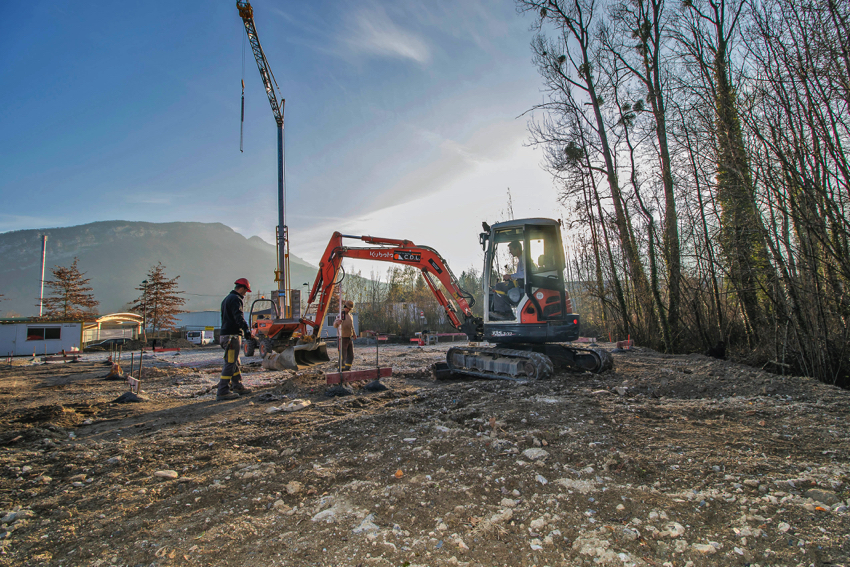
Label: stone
xmin=353 ymin=514 xmax=379 ymax=534
xmin=692 ymin=543 xmax=717 ymax=554
xmin=522 ymin=448 xmax=549 ymax=462
xmin=536 ymin=474 xmax=548 ymax=485
xmin=660 ymin=522 xmax=686 ymax=538
xmin=777 ymin=522 xmax=791 ymax=533
xmin=311 ymin=509 xmax=337 ymax=523
xmin=555 ymin=478 xmax=596 ymax=494
xmin=285 ymin=481 xmax=303 ymax=495
xmin=500 ymin=498 xmax=517 ymax=508
xmin=805 ymin=489 xmax=839 ymax=505
xmin=154 ymin=470 xmax=179 ymax=479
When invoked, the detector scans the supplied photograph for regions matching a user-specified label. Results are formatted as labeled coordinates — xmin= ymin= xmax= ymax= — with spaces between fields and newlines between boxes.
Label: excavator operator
xmin=492 ymin=240 xmax=524 ymax=316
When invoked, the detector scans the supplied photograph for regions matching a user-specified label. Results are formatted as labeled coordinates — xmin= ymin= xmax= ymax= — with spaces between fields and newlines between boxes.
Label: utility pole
xmin=39 ymin=234 xmax=48 ymax=317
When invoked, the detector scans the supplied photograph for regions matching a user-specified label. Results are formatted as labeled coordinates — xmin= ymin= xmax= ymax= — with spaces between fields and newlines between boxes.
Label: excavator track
xmin=444 ymin=345 xmax=613 ymax=381
xmin=561 ymin=346 xmax=614 ymax=373
xmin=446 ymin=347 xmax=554 ymax=382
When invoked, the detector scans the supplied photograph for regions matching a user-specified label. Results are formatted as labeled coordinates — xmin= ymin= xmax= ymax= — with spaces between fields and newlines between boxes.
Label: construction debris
xmin=0 ymin=344 xmax=847 ymax=567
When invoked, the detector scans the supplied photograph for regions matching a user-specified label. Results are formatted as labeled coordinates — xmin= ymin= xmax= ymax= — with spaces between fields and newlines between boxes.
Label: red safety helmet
xmin=234 ymin=278 xmax=252 ymax=292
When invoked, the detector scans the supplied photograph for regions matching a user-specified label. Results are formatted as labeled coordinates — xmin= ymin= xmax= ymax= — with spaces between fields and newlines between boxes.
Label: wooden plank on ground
xmin=326 ymin=367 xmax=392 ymax=385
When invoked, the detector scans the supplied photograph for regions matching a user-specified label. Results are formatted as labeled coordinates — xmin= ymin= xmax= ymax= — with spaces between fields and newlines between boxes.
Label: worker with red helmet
xmin=217 ymin=278 xmax=253 ymax=401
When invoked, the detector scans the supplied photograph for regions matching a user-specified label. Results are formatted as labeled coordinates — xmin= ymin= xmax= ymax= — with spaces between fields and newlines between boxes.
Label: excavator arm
xmin=298 ymin=232 xmax=481 ymax=340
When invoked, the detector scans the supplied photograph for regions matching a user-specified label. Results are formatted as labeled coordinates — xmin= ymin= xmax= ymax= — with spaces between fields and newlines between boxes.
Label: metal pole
xmin=137 ymin=351 xmax=144 ymax=392
xmin=142 ymin=281 xmax=148 ymax=344
xmin=276 ymin=121 xmax=288 ymax=318
xmin=39 ymin=235 xmax=48 ymax=317
xmin=337 ymin=283 xmax=343 ymax=373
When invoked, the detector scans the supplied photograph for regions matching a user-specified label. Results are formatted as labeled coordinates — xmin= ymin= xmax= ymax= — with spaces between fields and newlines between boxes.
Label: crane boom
xmin=237 ymin=0 xmax=291 ymax=316
xmin=237 ymin=1 xmax=283 ymax=125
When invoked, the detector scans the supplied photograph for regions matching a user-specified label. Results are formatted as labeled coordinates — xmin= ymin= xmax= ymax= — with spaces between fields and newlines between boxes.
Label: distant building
xmin=172 ymin=311 xmax=220 ymax=331
xmin=0 ymin=319 xmax=84 ymax=356
xmin=82 ymin=313 xmax=143 ymax=344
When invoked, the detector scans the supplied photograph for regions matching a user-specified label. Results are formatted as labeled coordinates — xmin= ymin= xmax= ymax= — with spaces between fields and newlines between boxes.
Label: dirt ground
xmin=1 ymin=343 xmax=848 ymax=567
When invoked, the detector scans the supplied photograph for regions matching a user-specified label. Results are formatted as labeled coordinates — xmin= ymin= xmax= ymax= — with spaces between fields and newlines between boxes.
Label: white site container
xmin=186 ymin=330 xmax=214 ymax=345
xmin=0 ymin=321 xmax=83 ymax=356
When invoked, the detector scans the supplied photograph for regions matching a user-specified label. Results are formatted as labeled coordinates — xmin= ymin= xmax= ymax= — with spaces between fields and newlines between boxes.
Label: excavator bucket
xmin=261 ymin=341 xmax=330 ymax=371
xmin=292 ymin=341 xmax=330 ymax=367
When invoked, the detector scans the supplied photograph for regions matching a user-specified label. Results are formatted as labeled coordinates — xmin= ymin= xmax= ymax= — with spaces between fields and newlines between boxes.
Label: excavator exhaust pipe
xmin=261 ymin=341 xmax=330 ymax=371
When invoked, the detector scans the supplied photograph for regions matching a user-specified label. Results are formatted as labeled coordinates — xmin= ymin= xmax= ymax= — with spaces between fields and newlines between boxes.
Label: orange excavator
xmin=244 ymin=218 xmax=613 ymax=380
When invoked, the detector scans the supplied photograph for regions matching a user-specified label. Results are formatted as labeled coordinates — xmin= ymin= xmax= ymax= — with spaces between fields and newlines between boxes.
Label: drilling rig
xmin=237 ymin=0 xmax=323 ymax=363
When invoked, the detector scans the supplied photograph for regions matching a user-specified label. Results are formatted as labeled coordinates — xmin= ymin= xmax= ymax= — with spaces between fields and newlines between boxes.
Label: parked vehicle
xmin=89 ymin=338 xmax=129 ymax=348
xmin=186 ymin=330 xmax=214 ymax=346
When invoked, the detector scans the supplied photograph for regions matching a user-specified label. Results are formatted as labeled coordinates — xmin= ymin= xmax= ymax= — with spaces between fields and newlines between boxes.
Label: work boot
xmin=232 ymin=381 xmax=252 ymax=395
xmin=216 ymin=379 xmax=238 ymax=401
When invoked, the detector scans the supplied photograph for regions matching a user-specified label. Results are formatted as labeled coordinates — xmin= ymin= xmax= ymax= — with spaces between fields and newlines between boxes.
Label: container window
xmin=26 ymin=327 xmax=61 ymax=340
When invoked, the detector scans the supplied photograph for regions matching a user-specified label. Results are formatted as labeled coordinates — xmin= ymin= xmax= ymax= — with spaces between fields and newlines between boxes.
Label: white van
xmin=186 ymin=330 xmax=214 ymax=346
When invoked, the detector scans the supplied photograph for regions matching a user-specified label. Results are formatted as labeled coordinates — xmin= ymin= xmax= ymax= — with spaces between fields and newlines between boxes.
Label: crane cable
xmin=240 ymin=30 xmax=246 ymax=152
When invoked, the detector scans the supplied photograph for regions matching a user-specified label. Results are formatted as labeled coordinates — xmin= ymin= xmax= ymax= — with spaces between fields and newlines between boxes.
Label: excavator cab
xmin=481 ymin=218 xmax=579 ymax=344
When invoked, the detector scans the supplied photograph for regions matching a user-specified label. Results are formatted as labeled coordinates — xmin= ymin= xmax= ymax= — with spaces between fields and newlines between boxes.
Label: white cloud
xmin=288 ymin=129 xmax=559 ymax=273
xmin=342 ymin=5 xmax=431 ymax=64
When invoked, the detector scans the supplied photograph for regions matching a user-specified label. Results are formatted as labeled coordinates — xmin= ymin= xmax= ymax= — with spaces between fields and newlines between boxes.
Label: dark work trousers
xmin=340 ymin=336 xmax=354 ymax=371
xmin=219 ymin=335 xmax=244 ymax=395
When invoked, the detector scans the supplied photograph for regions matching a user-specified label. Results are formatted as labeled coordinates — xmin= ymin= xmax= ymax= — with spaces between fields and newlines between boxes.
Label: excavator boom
xmin=300 ymin=232 xmax=478 ymax=339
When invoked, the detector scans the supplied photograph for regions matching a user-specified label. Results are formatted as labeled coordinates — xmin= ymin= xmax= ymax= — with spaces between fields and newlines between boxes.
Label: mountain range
xmin=0 ymin=221 xmax=319 ymax=317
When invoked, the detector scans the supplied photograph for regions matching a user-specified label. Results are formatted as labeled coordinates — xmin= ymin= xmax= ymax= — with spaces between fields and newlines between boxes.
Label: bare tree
xmin=520 ymin=0 xmax=662 ymax=345
xmin=603 ymin=0 xmax=683 ymax=348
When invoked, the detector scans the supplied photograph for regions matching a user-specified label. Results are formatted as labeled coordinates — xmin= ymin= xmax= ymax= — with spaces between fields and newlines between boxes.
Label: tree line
xmin=518 ymin=0 xmax=849 ymax=385
xmin=337 ymin=266 xmax=485 ymax=337
xmin=27 ymin=258 xmax=186 ymax=331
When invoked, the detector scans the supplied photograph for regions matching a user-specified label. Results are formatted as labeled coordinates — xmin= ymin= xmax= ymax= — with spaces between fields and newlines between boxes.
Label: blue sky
xmin=0 ymin=0 xmax=562 ymax=274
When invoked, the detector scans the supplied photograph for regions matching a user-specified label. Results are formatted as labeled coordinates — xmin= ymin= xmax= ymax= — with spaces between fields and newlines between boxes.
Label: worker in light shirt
xmin=333 ymin=300 xmax=356 ymax=371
